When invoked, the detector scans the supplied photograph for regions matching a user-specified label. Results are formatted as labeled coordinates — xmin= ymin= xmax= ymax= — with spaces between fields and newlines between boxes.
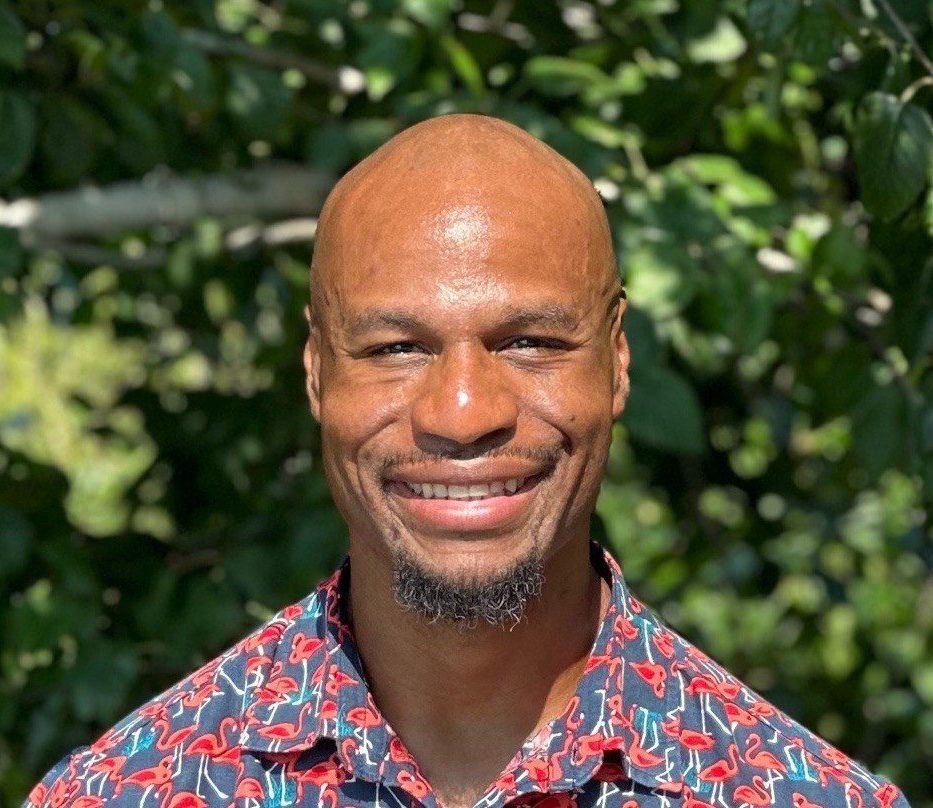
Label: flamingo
xmin=631 ymin=660 xmax=667 ymax=698
xmin=698 ymin=743 xmax=739 ymax=782
xmin=234 ymin=778 xmax=265 ymax=799
xmin=680 ymin=729 xmax=716 ymax=750
xmin=874 ymin=783 xmax=902 ymax=808
xmin=114 ymin=755 xmax=173 ymax=795
xmin=151 ymin=719 xmax=197 ymax=751
xmin=732 ymin=775 xmax=772 ymax=806
xmin=184 ymin=716 xmax=238 ymax=758
xmin=792 ymin=793 xmax=824 ymax=808
xmin=162 ymin=793 xmax=208 ymax=808
xmin=258 ymin=701 xmax=314 ymax=741
xmin=744 ymin=733 xmax=788 ymax=773
xmin=71 ymin=797 xmax=106 ymax=808
xmin=681 ymin=785 xmax=716 ymax=808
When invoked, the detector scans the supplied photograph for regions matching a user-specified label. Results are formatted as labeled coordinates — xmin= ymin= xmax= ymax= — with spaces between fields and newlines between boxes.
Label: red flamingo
xmin=744 ymin=734 xmax=788 ymax=773
xmin=732 ymin=775 xmax=772 ymax=806
xmin=181 ymin=683 xmax=221 ymax=709
xmin=152 ymin=719 xmax=197 ymax=751
xmin=652 ymin=631 xmax=675 ymax=659
xmin=88 ymin=755 xmax=127 ymax=782
xmin=396 ymin=769 xmax=431 ymax=800
xmin=724 ymin=701 xmax=758 ymax=726
xmin=346 ymin=705 xmax=382 ymax=728
xmin=631 ymin=661 xmax=667 ymax=698
xmin=235 ymin=778 xmax=265 ymax=799
xmin=679 ymin=729 xmax=716 ymax=751
xmin=163 ymin=793 xmax=208 ymax=808
xmin=183 ymin=716 xmax=239 ymax=758
xmin=257 ymin=701 xmax=314 ymax=741
xmin=874 ymin=783 xmax=901 ymax=808
xmin=792 ymin=793 xmax=824 ymax=808
xmin=114 ymin=755 xmax=173 ymax=795
xmin=698 ymin=742 xmax=740 ymax=782
xmin=288 ymin=633 xmax=325 ymax=664
xmin=681 ymin=785 xmax=716 ymax=808
xmin=47 ymin=779 xmax=79 ymax=808
xmin=685 ymin=675 xmax=722 ymax=698
xmin=71 ymin=797 xmax=106 ymax=808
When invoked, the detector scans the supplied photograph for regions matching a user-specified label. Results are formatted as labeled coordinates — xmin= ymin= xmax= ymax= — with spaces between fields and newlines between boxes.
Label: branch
xmin=874 ymin=0 xmax=933 ymax=78
xmin=181 ymin=29 xmax=365 ymax=94
xmin=0 ymin=163 xmax=334 ymax=241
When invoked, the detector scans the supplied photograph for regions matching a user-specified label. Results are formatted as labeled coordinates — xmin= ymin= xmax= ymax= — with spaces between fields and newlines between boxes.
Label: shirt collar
xmin=239 ymin=542 xmax=683 ymax=792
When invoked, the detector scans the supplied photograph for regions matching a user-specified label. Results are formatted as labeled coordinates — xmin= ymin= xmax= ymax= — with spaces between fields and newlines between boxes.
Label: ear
xmin=610 ymin=292 xmax=631 ymax=421
xmin=303 ymin=304 xmax=322 ymax=423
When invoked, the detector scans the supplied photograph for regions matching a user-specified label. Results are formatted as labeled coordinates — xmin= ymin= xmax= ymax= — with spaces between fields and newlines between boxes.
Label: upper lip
xmin=385 ymin=461 xmax=550 ymax=487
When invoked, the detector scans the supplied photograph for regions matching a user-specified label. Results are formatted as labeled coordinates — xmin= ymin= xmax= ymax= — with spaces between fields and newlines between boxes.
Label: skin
xmin=303 ymin=113 xmax=630 ymax=807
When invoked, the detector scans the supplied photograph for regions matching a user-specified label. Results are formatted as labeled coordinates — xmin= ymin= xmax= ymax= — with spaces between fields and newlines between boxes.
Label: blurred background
xmin=0 ymin=0 xmax=931 ymax=804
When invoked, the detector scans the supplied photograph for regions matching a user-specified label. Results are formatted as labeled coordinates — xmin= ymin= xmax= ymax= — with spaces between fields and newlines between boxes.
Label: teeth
xmin=403 ymin=477 xmax=527 ymax=500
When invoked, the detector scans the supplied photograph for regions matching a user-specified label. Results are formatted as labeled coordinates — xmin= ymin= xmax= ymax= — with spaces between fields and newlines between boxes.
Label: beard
xmin=390 ymin=541 xmax=546 ymax=631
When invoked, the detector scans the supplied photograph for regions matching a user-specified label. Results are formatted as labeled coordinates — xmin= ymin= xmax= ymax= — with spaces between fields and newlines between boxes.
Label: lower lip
xmin=385 ymin=474 xmax=547 ymax=533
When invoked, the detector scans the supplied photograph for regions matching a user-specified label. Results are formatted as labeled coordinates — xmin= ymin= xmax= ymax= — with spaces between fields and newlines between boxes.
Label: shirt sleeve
xmin=21 ymin=746 xmax=89 ymax=808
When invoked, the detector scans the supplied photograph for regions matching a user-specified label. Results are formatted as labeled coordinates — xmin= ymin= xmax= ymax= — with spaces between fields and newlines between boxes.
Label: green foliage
xmin=0 ymin=0 xmax=930 ymax=803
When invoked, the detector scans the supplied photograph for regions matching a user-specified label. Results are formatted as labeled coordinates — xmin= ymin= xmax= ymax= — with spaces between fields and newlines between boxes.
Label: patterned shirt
xmin=26 ymin=541 xmax=910 ymax=808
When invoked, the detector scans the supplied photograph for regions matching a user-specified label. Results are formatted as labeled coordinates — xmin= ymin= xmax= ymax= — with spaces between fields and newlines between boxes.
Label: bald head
xmin=309 ymin=113 xmax=620 ymax=327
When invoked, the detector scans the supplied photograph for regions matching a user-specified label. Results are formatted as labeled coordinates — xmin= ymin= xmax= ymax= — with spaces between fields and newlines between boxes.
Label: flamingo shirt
xmin=26 ymin=541 xmax=910 ymax=808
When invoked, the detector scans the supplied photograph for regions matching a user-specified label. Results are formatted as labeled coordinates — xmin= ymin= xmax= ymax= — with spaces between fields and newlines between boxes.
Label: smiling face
xmin=304 ymin=114 xmax=629 ymax=620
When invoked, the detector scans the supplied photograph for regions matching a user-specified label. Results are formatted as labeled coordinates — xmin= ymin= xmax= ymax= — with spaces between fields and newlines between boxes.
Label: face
xmin=304 ymin=178 xmax=629 ymax=594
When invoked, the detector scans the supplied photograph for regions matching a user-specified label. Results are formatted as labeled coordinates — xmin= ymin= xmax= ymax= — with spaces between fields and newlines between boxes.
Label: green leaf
xmin=225 ymin=64 xmax=293 ymax=140
xmin=40 ymin=97 xmax=100 ymax=186
xmin=440 ymin=35 xmax=485 ymax=95
xmin=746 ymin=0 xmax=800 ymax=48
xmin=686 ymin=17 xmax=747 ymax=64
xmin=791 ymin=2 xmax=842 ymax=65
xmin=0 ymin=2 xmax=26 ymax=69
xmin=854 ymin=92 xmax=933 ymax=220
xmin=623 ymin=364 xmax=705 ymax=453
xmin=402 ymin=0 xmax=453 ymax=30
xmin=524 ymin=56 xmax=608 ymax=97
xmin=0 ymin=91 xmax=36 ymax=186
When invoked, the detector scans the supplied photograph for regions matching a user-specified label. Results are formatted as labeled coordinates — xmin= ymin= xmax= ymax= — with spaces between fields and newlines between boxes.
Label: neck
xmin=346 ymin=535 xmax=611 ymax=797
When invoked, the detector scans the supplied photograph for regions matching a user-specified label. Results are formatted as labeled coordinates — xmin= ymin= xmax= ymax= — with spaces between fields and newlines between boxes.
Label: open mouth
xmin=392 ymin=474 xmax=544 ymax=501
xmin=383 ymin=471 xmax=551 ymax=533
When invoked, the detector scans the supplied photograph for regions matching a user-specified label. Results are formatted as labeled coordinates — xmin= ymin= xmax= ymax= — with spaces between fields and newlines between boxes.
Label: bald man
xmin=26 ymin=114 xmax=909 ymax=808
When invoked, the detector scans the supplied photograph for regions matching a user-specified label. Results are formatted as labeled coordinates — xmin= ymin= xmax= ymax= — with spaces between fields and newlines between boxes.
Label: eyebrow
xmin=346 ymin=303 xmax=582 ymax=338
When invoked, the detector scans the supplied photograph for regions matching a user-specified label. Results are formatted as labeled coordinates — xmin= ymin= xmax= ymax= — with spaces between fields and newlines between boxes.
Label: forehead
xmin=321 ymin=185 xmax=601 ymax=327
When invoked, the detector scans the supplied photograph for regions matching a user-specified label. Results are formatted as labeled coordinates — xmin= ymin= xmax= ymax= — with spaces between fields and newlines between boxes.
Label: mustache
xmin=379 ymin=444 xmax=562 ymax=473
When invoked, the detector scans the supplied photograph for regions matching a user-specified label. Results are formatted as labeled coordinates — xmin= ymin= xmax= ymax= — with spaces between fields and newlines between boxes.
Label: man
xmin=26 ymin=114 xmax=909 ymax=808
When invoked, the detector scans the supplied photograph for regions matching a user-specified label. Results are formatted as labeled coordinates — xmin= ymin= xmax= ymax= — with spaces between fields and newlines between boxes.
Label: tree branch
xmin=0 ymin=163 xmax=333 ymax=241
xmin=874 ymin=0 xmax=933 ymax=78
xmin=181 ymin=29 xmax=365 ymax=94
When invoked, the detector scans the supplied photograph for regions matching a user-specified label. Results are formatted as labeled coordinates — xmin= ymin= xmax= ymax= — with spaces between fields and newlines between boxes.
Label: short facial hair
xmin=391 ymin=543 xmax=546 ymax=631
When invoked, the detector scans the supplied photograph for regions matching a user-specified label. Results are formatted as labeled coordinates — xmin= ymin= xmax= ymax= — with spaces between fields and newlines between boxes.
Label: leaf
xmin=854 ymin=92 xmax=933 ymax=220
xmin=623 ymin=364 xmax=705 ymax=453
xmin=402 ymin=0 xmax=453 ymax=30
xmin=746 ymin=0 xmax=800 ymax=48
xmin=0 ymin=2 xmax=26 ymax=69
xmin=225 ymin=64 xmax=293 ymax=140
xmin=791 ymin=2 xmax=842 ymax=65
xmin=440 ymin=35 xmax=485 ymax=95
xmin=686 ymin=17 xmax=747 ymax=64
xmin=0 ymin=91 xmax=36 ymax=186
xmin=524 ymin=56 xmax=608 ymax=97
xmin=40 ymin=96 xmax=100 ymax=186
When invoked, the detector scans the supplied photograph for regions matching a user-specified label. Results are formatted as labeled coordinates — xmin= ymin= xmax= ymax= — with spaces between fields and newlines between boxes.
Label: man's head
xmin=304 ymin=113 xmax=629 ymax=628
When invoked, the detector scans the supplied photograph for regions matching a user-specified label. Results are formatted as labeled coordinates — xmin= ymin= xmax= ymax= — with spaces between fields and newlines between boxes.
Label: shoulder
xmin=22 ymin=585 xmax=328 ymax=808
xmin=633 ymin=598 xmax=912 ymax=807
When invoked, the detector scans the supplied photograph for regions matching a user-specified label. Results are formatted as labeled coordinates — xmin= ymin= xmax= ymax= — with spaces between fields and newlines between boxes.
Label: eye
xmin=504 ymin=336 xmax=567 ymax=351
xmin=369 ymin=342 xmax=424 ymax=356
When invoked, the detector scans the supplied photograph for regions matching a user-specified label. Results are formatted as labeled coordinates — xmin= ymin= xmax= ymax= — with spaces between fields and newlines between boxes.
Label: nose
xmin=410 ymin=344 xmax=519 ymax=450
